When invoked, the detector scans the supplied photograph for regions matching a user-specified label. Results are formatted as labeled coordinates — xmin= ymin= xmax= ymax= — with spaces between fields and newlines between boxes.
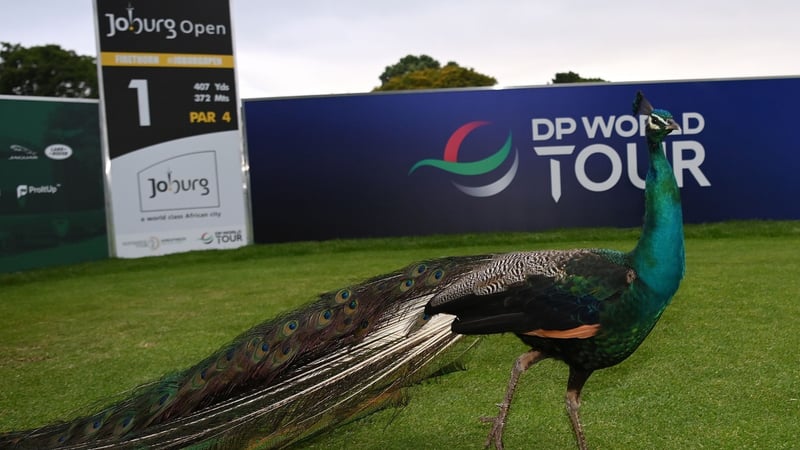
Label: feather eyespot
xmin=217 ymin=352 xmax=231 ymax=370
xmin=343 ymin=299 xmax=359 ymax=315
xmin=334 ymin=289 xmax=352 ymax=304
xmin=410 ymin=312 xmax=433 ymax=331
xmin=149 ymin=392 xmax=172 ymax=413
xmin=191 ymin=367 xmax=209 ymax=388
xmin=334 ymin=316 xmax=354 ymax=335
xmin=316 ymin=309 xmax=334 ymax=328
xmin=426 ymin=269 xmax=445 ymax=284
xmin=351 ymin=319 xmax=371 ymax=338
xmin=415 ymin=263 xmax=427 ymax=274
xmin=282 ymin=320 xmax=299 ymax=336
xmin=84 ymin=411 xmax=110 ymax=435
xmin=272 ymin=343 xmax=296 ymax=365
xmin=400 ymin=279 xmax=414 ymax=291
xmin=113 ymin=414 xmax=135 ymax=436
xmin=251 ymin=337 xmax=269 ymax=362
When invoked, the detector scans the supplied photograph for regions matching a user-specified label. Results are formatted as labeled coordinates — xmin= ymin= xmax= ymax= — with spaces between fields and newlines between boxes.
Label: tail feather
xmin=1 ymin=255 xmax=490 ymax=449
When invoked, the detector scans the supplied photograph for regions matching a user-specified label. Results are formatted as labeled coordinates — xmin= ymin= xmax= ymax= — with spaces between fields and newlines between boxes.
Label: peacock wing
xmin=424 ymin=249 xmax=635 ymax=339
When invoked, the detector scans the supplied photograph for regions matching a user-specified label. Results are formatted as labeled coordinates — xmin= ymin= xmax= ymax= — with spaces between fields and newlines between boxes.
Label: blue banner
xmin=243 ymin=77 xmax=800 ymax=242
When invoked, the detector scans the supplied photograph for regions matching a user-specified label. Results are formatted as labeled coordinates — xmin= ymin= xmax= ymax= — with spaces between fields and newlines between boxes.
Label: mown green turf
xmin=0 ymin=221 xmax=798 ymax=449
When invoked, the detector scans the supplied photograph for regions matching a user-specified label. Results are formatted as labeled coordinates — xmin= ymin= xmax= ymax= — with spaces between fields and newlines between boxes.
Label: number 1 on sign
xmin=128 ymin=79 xmax=151 ymax=127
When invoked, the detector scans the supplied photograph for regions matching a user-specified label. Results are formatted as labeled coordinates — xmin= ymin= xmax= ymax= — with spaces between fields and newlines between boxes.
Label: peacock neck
xmin=630 ymin=139 xmax=685 ymax=300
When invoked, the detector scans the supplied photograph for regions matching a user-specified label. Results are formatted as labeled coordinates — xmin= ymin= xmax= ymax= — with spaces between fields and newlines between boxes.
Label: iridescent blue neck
xmin=630 ymin=138 xmax=685 ymax=298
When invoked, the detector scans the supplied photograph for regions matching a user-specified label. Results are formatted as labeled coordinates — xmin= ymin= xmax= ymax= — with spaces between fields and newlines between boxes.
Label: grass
xmin=0 ymin=221 xmax=798 ymax=449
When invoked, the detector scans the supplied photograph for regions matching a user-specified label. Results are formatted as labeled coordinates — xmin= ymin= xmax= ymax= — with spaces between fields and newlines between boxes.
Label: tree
xmin=551 ymin=71 xmax=607 ymax=84
xmin=374 ymin=56 xmax=496 ymax=92
xmin=378 ymin=54 xmax=441 ymax=85
xmin=0 ymin=42 xmax=98 ymax=98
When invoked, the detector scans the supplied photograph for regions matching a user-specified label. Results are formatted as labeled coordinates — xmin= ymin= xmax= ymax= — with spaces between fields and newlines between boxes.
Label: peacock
xmin=425 ymin=91 xmax=684 ymax=449
xmin=0 ymin=91 xmax=683 ymax=450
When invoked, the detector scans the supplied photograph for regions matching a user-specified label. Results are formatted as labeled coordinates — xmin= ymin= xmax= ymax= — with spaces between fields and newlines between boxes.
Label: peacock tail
xmin=0 ymin=255 xmax=490 ymax=449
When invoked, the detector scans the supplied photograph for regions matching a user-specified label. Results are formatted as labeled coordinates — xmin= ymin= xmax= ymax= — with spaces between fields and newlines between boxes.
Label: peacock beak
xmin=667 ymin=119 xmax=680 ymax=132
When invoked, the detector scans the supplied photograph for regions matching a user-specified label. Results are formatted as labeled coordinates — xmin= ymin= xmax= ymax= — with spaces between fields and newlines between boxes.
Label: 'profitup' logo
xmin=17 ymin=184 xmax=60 ymax=199
xmin=409 ymin=121 xmax=519 ymax=197
xmin=15 ymin=183 xmax=61 ymax=208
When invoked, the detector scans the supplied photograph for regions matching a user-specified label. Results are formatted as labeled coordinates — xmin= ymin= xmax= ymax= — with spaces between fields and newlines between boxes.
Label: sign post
xmin=93 ymin=0 xmax=251 ymax=257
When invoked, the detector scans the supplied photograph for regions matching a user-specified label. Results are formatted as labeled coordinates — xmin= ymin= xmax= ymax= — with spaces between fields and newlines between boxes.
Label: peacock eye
xmin=650 ymin=115 xmax=666 ymax=127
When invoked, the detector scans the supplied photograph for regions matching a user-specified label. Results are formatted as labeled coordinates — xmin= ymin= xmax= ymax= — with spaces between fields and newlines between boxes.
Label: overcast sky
xmin=2 ymin=1 xmax=798 ymax=99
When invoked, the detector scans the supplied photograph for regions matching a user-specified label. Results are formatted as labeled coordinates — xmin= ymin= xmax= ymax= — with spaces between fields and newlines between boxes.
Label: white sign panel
xmin=93 ymin=0 xmax=250 ymax=257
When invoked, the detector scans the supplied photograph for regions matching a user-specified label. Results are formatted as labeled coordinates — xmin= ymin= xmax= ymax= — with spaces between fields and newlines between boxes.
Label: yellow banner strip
xmin=100 ymin=52 xmax=234 ymax=69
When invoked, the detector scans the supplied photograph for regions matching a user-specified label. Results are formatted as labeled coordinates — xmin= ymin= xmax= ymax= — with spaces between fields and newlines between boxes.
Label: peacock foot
xmin=479 ymin=413 xmax=507 ymax=450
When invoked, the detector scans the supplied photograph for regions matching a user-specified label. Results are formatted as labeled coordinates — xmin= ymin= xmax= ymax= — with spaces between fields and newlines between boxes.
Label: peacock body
xmin=426 ymin=91 xmax=684 ymax=449
xmin=0 ymin=92 xmax=683 ymax=450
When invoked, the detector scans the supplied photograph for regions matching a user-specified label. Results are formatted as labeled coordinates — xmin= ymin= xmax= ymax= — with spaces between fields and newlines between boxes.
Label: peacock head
xmin=633 ymin=91 xmax=680 ymax=143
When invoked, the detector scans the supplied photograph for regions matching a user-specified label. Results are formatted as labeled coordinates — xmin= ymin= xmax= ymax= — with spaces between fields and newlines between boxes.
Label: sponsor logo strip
xmin=100 ymin=52 xmax=234 ymax=68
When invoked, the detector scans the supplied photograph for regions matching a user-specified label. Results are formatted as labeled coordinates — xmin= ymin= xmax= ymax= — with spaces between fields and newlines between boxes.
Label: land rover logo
xmin=44 ymin=144 xmax=73 ymax=160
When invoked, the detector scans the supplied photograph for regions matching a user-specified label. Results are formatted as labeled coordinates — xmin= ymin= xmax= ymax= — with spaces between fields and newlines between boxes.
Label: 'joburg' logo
xmin=138 ymin=151 xmax=220 ymax=212
xmin=409 ymin=121 xmax=519 ymax=197
xmin=104 ymin=3 xmax=229 ymax=40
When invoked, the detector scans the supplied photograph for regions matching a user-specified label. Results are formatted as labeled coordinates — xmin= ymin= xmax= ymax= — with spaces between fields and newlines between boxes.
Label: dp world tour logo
xmin=408 ymin=121 xmax=519 ymax=197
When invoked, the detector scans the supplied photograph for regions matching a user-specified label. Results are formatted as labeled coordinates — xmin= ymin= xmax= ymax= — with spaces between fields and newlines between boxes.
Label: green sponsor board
xmin=0 ymin=96 xmax=108 ymax=272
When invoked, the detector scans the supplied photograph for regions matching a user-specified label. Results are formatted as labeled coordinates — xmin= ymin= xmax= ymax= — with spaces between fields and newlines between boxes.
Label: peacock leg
xmin=565 ymin=367 xmax=593 ymax=450
xmin=481 ymin=349 xmax=546 ymax=449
